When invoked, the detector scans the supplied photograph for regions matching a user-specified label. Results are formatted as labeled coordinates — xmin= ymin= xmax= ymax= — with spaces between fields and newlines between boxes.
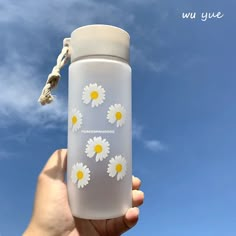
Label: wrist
xmin=23 ymin=222 xmax=50 ymax=236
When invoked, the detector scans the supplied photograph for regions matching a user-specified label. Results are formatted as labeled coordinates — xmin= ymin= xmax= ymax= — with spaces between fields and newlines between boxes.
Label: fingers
xmin=40 ymin=149 xmax=67 ymax=182
xmin=116 ymin=189 xmax=143 ymax=234
xmin=114 ymin=177 xmax=143 ymax=234
xmin=132 ymin=176 xmax=144 ymax=207
xmin=106 ymin=207 xmax=139 ymax=235
xmin=123 ymin=207 xmax=139 ymax=229
xmin=106 ymin=176 xmax=144 ymax=235
xmin=132 ymin=176 xmax=141 ymax=190
xmin=132 ymin=190 xmax=144 ymax=207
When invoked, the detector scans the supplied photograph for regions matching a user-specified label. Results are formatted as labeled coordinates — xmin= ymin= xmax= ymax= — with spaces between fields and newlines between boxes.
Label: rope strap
xmin=38 ymin=38 xmax=71 ymax=105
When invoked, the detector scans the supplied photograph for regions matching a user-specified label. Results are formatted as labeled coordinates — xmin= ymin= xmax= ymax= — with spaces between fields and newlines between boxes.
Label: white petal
xmin=77 ymin=181 xmax=83 ymax=188
xmin=83 ymin=95 xmax=91 ymax=104
xmin=117 ymin=173 xmax=122 ymax=181
xmin=88 ymin=139 xmax=93 ymax=144
xmin=88 ymin=151 xmax=95 ymax=158
xmin=71 ymin=171 xmax=77 ymax=184
xmin=91 ymin=100 xmax=96 ymax=107
xmin=108 ymin=115 xmax=116 ymax=124
xmin=95 ymin=154 xmax=100 ymax=162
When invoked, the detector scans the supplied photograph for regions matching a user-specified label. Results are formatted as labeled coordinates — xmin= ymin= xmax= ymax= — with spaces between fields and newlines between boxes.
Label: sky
xmin=0 ymin=0 xmax=236 ymax=235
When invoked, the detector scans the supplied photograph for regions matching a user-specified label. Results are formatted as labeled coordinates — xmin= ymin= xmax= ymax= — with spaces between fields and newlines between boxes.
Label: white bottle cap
xmin=70 ymin=24 xmax=130 ymax=63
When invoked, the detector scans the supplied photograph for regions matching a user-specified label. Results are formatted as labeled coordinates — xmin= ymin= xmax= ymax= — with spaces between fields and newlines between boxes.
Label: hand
xmin=24 ymin=149 xmax=144 ymax=236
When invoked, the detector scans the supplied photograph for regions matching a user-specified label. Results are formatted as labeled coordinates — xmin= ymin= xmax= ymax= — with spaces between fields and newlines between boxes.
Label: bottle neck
xmin=71 ymin=55 xmax=129 ymax=65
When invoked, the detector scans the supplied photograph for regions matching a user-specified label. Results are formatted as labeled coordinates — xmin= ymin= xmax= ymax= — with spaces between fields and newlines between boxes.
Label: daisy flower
xmin=71 ymin=162 xmax=91 ymax=189
xmin=82 ymin=83 xmax=105 ymax=107
xmin=85 ymin=136 xmax=110 ymax=162
xmin=107 ymin=104 xmax=126 ymax=127
xmin=107 ymin=155 xmax=127 ymax=181
xmin=69 ymin=108 xmax=83 ymax=132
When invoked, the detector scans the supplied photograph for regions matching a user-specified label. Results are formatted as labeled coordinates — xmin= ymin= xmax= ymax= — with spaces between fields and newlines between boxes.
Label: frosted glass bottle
xmin=67 ymin=25 xmax=132 ymax=219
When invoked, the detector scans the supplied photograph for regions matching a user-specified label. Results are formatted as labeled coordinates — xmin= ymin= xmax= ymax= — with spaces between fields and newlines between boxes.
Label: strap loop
xmin=38 ymin=38 xmax=71 ymax=105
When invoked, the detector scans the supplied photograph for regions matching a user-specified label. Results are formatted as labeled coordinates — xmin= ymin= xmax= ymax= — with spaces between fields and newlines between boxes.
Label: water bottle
xmin=67 ymin=25 xmax=132 ymax=219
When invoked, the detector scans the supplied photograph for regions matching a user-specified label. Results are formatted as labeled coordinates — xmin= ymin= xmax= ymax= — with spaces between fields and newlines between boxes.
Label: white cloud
xmin=132 ymin=121 xmax=144 ymax=140
xmin=0 ymin=0 xmax=135 ymax=34
xmin=131 ymin=46 xmax=168 ymax=74
xmin=144 ymin=140 xmax=167 ymax=152
xmin=120 ymin=0 xmax=158 ymax=4
xmin=133 ymin=121 xmax=167 ymax=152
xmin=0 ymin=53 xmax=67 ymax=128
xmin=0 ymin=129 xmax=32 ymax=144
xmin=0 ymin=150 xmax=16 ymax=160
xmin=0 ymin=0 xmax=139 ymax=128
xmin=148 ymin=60 xmax=169 ymax=74
xmin=0 ymin=0 xmax=167 ymax=128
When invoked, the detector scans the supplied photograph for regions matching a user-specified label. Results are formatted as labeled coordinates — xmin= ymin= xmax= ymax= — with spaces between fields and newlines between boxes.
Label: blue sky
xmin=0 ymin=0 xmax=236 ymax=235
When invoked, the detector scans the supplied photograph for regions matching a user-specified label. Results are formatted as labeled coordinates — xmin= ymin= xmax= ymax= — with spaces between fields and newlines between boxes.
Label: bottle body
xmin=67 ymin=57 xmax=132 ymax=219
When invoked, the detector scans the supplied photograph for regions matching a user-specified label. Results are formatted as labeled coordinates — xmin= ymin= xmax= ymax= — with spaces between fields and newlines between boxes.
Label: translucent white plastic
xmin=67 ymin=57 xmax=132 ymax=219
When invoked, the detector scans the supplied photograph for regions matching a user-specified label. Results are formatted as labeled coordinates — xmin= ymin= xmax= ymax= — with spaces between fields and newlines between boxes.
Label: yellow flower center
xmin=72 ymin=115 xmax=77 ymax=125
xmin=115 ymin=112 xmax=122 ymax=120
xmin=90 ymin=91 xmax=99 ymax=100
xmin=76 ymin=170 xmax=84 ymax=180
xmin=94 ymin=144 xmax=103 ymax=153
xmin=116 ymin=164 xmax=123 ymax=173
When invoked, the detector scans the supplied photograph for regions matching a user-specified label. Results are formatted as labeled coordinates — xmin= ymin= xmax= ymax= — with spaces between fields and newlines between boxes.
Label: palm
xmin=51 ymin=181 xmax=134 ymax=236
xmin=70 ymin=218 xmax=125 ymax=236
xmin=25 ymin=150 xmax=143 ymax=236
xmin=57 ymin=178 xmax=141 ymax=236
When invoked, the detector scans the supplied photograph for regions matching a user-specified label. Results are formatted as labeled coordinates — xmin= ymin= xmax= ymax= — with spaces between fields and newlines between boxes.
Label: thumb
xmin=41 ymin=149 xmax=67 ymax=182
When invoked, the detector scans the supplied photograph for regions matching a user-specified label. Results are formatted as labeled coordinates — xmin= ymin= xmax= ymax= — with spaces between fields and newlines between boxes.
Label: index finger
xmin=132 ymin=176 xmax=141 ymax=190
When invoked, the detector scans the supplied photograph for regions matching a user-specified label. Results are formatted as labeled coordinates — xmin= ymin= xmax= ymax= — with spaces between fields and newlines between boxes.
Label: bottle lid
xmin=70 ymin=24 xmax=130 ymax=63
